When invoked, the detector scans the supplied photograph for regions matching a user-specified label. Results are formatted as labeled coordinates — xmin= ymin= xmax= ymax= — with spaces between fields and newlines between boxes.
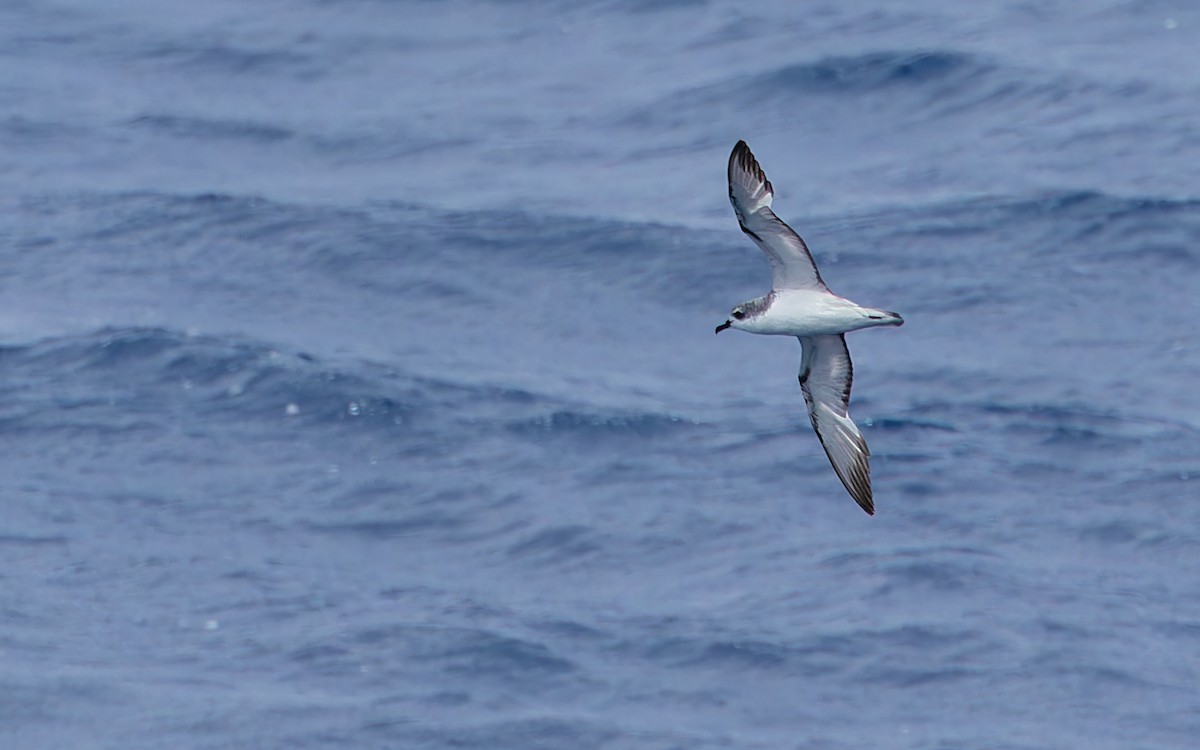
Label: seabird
xmin=717 ymin=140 xmax=903 ymax=515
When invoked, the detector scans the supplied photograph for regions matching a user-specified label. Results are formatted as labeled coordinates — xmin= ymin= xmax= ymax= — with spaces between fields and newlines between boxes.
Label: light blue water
xmin=2 ymin=2 xmax=1199 ymax=748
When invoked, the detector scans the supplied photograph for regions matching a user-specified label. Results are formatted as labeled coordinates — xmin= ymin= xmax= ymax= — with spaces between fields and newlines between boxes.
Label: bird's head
xmin=714 ymin=305 xmax=749 ymax=334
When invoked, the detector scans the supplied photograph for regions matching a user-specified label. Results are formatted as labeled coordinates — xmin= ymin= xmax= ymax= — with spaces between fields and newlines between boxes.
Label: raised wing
xmin=798 ymin=334 xmax=873 ymax=515
xmin=728 ymin=141 xmax=828 ymax=292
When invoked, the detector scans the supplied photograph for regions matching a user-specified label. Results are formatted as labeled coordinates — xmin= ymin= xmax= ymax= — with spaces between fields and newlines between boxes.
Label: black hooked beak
xmin=715 ymin=320 xmax=732 ymax=334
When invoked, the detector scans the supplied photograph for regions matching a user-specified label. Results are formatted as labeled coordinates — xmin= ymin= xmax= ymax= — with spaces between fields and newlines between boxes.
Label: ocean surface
xmin=2 ymin=1 xmax=1199 ymax=748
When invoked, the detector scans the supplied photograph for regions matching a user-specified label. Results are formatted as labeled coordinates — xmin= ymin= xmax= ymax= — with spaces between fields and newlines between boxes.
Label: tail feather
xmin=866 ymin=309 xmax=904 ymax=326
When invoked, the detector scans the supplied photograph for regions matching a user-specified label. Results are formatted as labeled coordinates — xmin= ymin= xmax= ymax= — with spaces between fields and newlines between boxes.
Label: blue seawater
xmin=1 ymin=2 xmax=1198 ymax=748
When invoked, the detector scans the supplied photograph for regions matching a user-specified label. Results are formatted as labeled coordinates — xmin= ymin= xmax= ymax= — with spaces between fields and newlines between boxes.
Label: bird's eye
xmin=732 ymin=309 xmax=746 ymax=320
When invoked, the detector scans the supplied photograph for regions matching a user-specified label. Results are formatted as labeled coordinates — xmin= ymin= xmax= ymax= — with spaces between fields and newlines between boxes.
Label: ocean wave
xmin=624 ymin=49 xmax=991 ymax=129
xmin=394 ymin=718 xmax=620 ymax=750
xmin=507 ymin=410 xmax=694 ymax=439
xmin=10 ymin=189 xmax=739 ymax=312
xmin=847 ymin=189 xmax=1200 ymax=240
xmin=332 ymin=622 xmax=579 ymax=680
xmin=894 ymin=396 xmax=1189 ymax=453
xmin=305 ymin=513 xmax=466 ymax=540
xmin=826 ymin=188 xmax=1200 ymax=306
xmin=506 ymin=524 xmax=604 ymax=563
xmin=625 ymin=47 xmax=1175 ymax=136
xmin=636 ymin=628 xmax=856 ymax=675
xmin=136 ymin=39 xmax=324 ymax=79
xmin=129 ymin=114 xmax=295 ymax=143
xmin=0 ymin=327 xmax=703 ymax=458
xmin=750 ymin=50 xmax=979 ymax=93
xmin=0 ymin=328 xmax=431 ymax=437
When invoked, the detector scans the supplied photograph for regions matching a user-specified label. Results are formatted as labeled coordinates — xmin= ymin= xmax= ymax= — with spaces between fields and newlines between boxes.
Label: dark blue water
xmin=3 ymin=2 xmax=1199 ymax=747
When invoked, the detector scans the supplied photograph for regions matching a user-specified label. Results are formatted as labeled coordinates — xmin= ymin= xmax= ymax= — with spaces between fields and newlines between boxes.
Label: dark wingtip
xmin=850 ymin=482 xmax=875 ymax=515
xmin=887 ymin=311 xmax=904 ymax=326
xmin=730 ymin=140 xmax=756 ymax=168
xmin=729 ymin=140 xmax=750 ymax=171
xmin=728 ymin=140 xmax=772 ymax=203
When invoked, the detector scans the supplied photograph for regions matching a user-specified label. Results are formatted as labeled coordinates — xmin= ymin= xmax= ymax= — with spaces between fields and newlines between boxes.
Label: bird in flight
xmin=716 ymin=141 xmax=903 ymax=515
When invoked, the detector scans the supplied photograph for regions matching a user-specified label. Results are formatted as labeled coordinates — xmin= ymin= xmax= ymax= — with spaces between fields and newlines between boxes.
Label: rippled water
xmin=2 ymin=1 xmax=1199 ymax=748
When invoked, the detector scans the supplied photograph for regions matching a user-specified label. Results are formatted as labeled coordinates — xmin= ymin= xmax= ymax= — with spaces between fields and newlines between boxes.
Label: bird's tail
xmin=865 ymin=309 xmax=904 ymax=327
